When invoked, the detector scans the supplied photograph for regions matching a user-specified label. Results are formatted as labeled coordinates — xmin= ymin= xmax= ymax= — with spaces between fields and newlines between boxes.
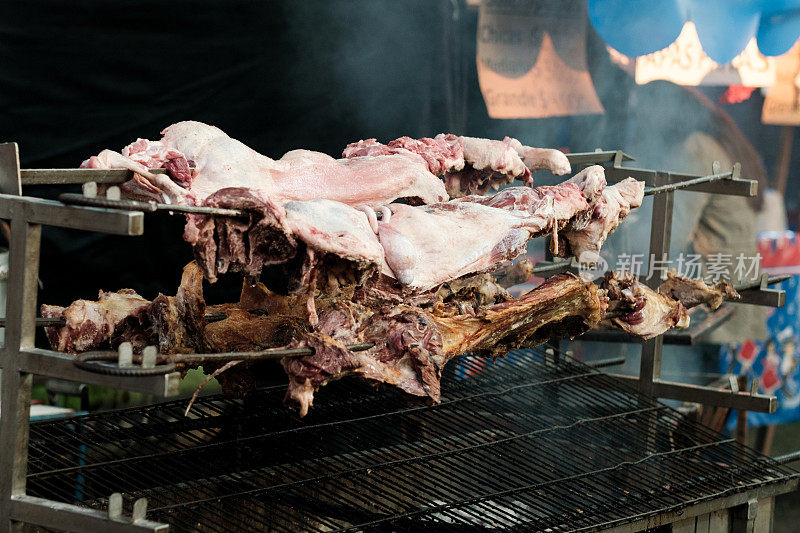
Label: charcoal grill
xmin=0 ymin=144 xmax=796 ymax=531
xmin=23 ymin=347 xmax=799 ymax=532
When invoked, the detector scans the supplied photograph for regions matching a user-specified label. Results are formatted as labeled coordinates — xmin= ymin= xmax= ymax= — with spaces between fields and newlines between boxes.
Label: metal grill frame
xmin=0 ymin=144 xmax=791 ymax=532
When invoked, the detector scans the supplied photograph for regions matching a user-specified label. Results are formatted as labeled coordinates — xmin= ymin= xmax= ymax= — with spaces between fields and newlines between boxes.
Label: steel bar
xmin=70 ymin=342 xmax=377 ymax=377
xmin=605 ymin=166 xmax=758 ymax=196
xmin=585 ymin=356 xmax=626 ymax=369
xmin=20 ymin=168 xmax=170 ymax=186
xmin=530 ymin=259 xmax=574 ymax=275
xmin=0 ymin=201 xmax=43 ymax=533
xmin=10 ymin=496 xmax=167 ymax=533
xmin=643 ymin=171 xmax=734 ymax=196
xmin=0 ymin=143 xmax=21 ymax=195
xmin=3 ymin=311 xmax=230 ymax=329
xmin=772 ymin=450 xmax=800 ymax=465
xmin=638 ymin=174 xmax=673 ymax=400
xmin=608 ymin=374 xmax=776 ymax=412
xmin=735 ymin=273 xmax=786 ymax=307
xmin=0 ymin=194 xmax=143 ymax=236
xmin=58 ymin=193 xmax=247 ymax=218
xmin=735 ymin=274 xmax=790 ymax=292
xmin=176 ymin=341 xmax=376 ymax=364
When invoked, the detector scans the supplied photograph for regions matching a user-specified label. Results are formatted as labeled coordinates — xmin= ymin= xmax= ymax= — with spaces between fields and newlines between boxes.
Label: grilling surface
xmin=26 ymin=348 xmax=797 ymax=532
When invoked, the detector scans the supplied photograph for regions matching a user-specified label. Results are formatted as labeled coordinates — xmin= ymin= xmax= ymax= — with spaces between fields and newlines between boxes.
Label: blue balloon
xmin=588 ymin=0 xmax=684 ymax=57
xmin=758 ymin=9 xmax=800 ymax=56
xmin=686 ymin=0 xmax=760 ymax=64
xmin=589 ymin=0 xmax=800 ymax=63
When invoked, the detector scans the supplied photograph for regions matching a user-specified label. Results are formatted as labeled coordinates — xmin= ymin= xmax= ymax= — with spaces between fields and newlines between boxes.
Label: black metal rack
xmin=24 ymin=347 xmax=800 ymax=532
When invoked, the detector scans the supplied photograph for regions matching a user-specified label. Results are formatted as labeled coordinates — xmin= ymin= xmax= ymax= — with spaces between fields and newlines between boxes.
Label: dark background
xmin=0 ymin=0 xmax=790 ymax=308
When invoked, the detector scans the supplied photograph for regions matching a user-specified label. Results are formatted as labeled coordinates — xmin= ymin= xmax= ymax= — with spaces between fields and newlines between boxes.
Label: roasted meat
xmin=282 ymin=274 xmax=605 ymax=415
xmin=41 ymin=289 xmax=150 ymax=354
xmin=657 ymin=269 xmax=739 ymax=310
xmin=601 ymin=271 xmax=689 ymax=340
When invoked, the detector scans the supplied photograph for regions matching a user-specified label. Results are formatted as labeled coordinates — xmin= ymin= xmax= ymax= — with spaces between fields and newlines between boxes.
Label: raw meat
xmin=559 ymin=177 xmax=645 ymax=263
xmin=657 ymin=269 xmax=739 ymax=310
xmin=379 ymin=183 xmax=591 ymax=292
xmin=601 ymin=271 xmax=689 ymax=340
xmin=185 ymin=191 xmax=384 ymax=299
xmin=84 ymin=121 xmax=449 ymax=206
xmin=344 ymin=134 xmax=570 ymax=198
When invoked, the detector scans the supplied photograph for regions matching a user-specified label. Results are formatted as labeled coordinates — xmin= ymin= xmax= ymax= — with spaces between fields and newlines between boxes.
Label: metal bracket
xmin=735 ymin=273 xmax=786 ymax=307
xmin=608 ymin=374 xmax=777 ymax=413
xmin=607 ymin=157 xmax=758 ymax=197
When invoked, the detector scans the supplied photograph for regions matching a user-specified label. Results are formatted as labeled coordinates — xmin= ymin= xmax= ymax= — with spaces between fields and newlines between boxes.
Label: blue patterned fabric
xmin=720 ymin=275 xmax=800 ymax=427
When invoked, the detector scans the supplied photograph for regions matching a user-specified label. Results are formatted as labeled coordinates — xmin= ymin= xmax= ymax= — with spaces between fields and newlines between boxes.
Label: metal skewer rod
xmin=73 ymin=341 xmax=377 ymax=376
xmin=178 ymin=342 xmax=376 ymax=364
xmin=643 ymin=171 xmax=734 ymax=196
xmin=1 ymin=311 xmax=231 ymax=328
xmin=734 ymin=274 xmax=790 ymax=292
xmin=58 ymin=193 xmax=248 ymax=218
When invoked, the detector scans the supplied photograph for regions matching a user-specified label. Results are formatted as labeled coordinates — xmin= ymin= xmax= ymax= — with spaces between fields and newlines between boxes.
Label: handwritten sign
xmin=477 ymin=0 xmax=603 ymax=119
xmin=635 ymin=22 xmax=775 ymax=87
xmin=762 ymin=42 xmax=800 ymax=125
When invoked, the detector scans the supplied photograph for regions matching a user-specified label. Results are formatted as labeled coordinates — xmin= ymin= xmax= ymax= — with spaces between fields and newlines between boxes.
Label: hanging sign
xmin=762 ymin=42 xmax=800 ymax=125
xmin=476 ymin=0 xmax=603 ymax=119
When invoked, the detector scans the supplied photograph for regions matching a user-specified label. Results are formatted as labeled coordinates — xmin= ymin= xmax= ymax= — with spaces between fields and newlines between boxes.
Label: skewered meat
xmin=184 ymin=189 xmax=383 ymax=290
xmin=283 ymin=273 xmax=605 ymax=416
xmin=185 ymin=178 xmax=591 ymax=292
xmin=183 ymin=188 xmax=296 ymax=283
xmin=85 ymin=121 xmax=449 ymax=206
xmin=565 ymin=165 xmax=606 ymax=207
xmin=344 ymin=134 xmax=570 ymax=198
xmin=41 ymin=290 xmax=150 ymax=354
xmin=657 ymin=269 xmax=739 ymax=310
xmin=601 ymin=271 xmax=689 ymax=340
xmin=379 ymin=182 xmax=591 ymax=291
xmin=559 ymin=177 xmax=644 ymax=263
xmin=455 ymin=181 xmax=592 ymax=255
xmin=83 ymin=122 xmax=567 ymax=208
xmin=378 ymin=202 xmax=549 ymax=292
xmin=486 ymin=258 xmax=533 ymax=289
xmin=43 ymin=262 xmax=721 ymax=415
xmin=150 ymin=262 xmax=207 ymax=355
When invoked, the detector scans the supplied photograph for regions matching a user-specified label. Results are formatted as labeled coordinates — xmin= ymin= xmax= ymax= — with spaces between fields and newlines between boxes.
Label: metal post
xmin=639 ymin=173 xmax=674 ymax=398
xmin=0 ymin=209 xmax=42 ymax=533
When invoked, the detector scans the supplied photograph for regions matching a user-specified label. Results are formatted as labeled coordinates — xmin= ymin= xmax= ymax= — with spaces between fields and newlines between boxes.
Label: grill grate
xmin=26 ymin=347 xmax=797 ymax=532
